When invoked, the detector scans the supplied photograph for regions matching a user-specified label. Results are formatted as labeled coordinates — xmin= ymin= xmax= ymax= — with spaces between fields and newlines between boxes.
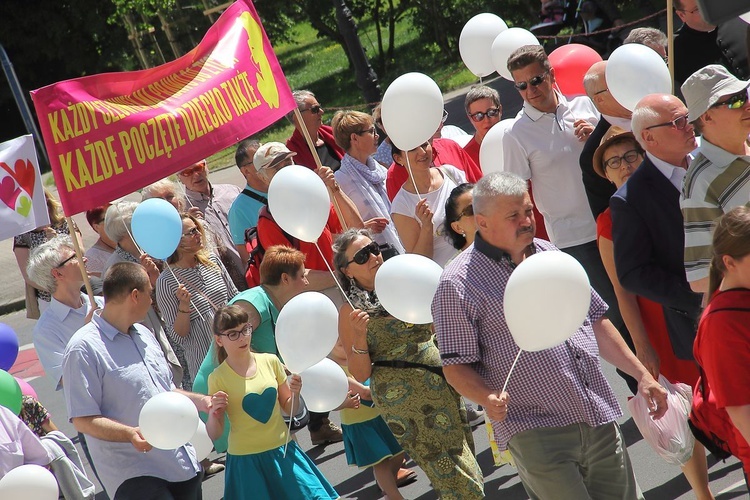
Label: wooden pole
xmin=667 ymin=0 xmax=675 ymax=93
xmin=292 ymin=108 xmax=348 ymax=231
xmin=66 ymin=216 xmax=96 ymax=308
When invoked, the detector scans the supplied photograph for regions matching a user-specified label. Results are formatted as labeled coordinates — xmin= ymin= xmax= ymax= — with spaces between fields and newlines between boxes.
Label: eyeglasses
xmin=217 ymin=323 xmax=253 ymax=341
xmin=442 ymin=109 xmax=449 ymax=124
xmin=302 ymin=104 xmax=323 ymax=114
xmin=514 ymin=72 xmax=549 ymax=91
xmin=711 ymin=91 xmax=748 ymax=110
xmin=645 ymin=113 xmax=690 ymax=131
xmin=356 ymin=126 xmax=376 ymax=136
xmin=346 ymin=241 xmax=380 ymax=266
xmin=677 ymin=6 xmax=700 ymax=15
xmin=604 ymin=149 xmax=643 ymax=170
xmin=179 ymin=164 xmax=205 ymax=177
xmin=56 ymin=254 xmax=77 ymax=268
xmin=594 ymin=87 xmax=609 ymax=95
xmin=182 ymin=227 xmax=201 ymax=238
xmin=459 ymin=204 xmax=474 ymax=218
xmin=469 ymin=107 xmax=501 ymax=122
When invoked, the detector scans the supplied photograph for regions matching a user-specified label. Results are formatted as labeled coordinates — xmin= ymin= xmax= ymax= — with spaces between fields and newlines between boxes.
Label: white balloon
xmin=606 ymin=44 xmax=672 ymax=111
xmin=459 ymin=13 xmax=508 ymax=77
xmin=491 ymin=28 xmax=540 ymax=80
xmin=268 ymin=165 xmax=330 ymax=243
xmin=276 ymin=292 xmax=339 ymax=373
xmin=503 ymin=251 xmax=591 ymax=351
xmin=0 ymin=464 xmax=59 ymax=500
xmin=190 ymin=420 xmax=213 ymax=461
xmin=381 ymin=73 xmax=444 ymax=151
xmin=374 ymin=254 xmax=443 ymax=324
xmin=139 ymin=392 xmax=199 ymax=450
xmin=300 ymin=359 xmax=349 ymax=412
xmin=479 ymin=118 xmax=517 ymax=174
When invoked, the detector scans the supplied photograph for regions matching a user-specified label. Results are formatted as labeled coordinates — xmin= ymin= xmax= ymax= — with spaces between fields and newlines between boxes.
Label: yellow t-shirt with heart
xmin=208 ymin=353 xmax=288 ymax=455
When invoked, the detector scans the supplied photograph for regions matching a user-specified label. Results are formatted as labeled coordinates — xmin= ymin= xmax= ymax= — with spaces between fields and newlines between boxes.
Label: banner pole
xmin=293 ymin=107 xmax=348 ymax=230
xmin=667 ymin=0 xmax=674 ymax=93
xmin=66 ymin=216 xmax=96 ymax=307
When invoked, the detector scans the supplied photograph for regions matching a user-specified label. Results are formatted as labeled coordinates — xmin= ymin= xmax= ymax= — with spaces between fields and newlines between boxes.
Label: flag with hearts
xmin=0 ymin=135 xmax=49 ymax=241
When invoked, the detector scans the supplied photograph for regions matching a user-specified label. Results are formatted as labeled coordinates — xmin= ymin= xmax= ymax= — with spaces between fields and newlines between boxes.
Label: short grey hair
xmin=582 ymin=64 xmax=604 ymax=97
xmin=473 ymin=172 xmax=528 ymax=215
xmin=631 ymin=104 xmax=663 ymax=149
xmin=141 ymin=178 xmax=186 ymax=211
xmin=286 ymin=90 xmax=316 ymax=121
xmin=104 ymin=201 xmax=138 ymax=243
xmin=332 ymin=228 xmax=374 ymax=293
xmin=623 ymin=28 xmax=667 ymax=52
xmin=464 ymin=85 xmax=500 ymax=114
xmin=27 ymin=235 xmax=74 ymax=294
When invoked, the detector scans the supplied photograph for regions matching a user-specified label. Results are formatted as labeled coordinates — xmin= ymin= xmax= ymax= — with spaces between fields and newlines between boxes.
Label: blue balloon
xmin=131 ymin=198 xmax=183 ymax=260
xmin=0 ymin=324 xmax=19 ymax=372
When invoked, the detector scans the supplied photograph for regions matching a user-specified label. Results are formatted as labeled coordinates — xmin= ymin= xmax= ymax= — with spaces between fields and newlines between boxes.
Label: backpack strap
xmin=242 ymin=188 xmax=268 ymax=205
xmin=437 ymin=165 xmax=460 ymax=187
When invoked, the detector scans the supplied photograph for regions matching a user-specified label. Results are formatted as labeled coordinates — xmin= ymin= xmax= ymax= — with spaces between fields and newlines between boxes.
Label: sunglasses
xmin=346 ymin=241 xmax=380 ymax=266
xmin=604 ymin=149 xmax=643 ymax=170
xmin=182 ymin=227 xmax=201 ymax=238
xmin=645 ymin=113 xmax=690 ymax=131
xmin=302 ymin=104 xmax=323 ymax=114
xmin=56 ymin=254 xmax=77 ymax=268
xmin=179 ymin=164 xmax=205 ymax=177
xmin=514 ymin=72 xmax=548 ymax=91
xmin=711 ymin=91 xmax=748 ymax=110
xmin=469 ymin=107 xmax=501 ymax=122
xmin=217 ymin=323 xmax=253 ymax=341
xmin=459 ymin=204 xmax=474 ymax=218
xmin=356 ymin=126 xmax=376 ymax=136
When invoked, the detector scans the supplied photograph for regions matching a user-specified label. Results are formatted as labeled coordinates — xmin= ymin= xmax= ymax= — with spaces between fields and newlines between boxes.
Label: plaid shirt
xmin=432 ymin=235 xmax=622 ymax=450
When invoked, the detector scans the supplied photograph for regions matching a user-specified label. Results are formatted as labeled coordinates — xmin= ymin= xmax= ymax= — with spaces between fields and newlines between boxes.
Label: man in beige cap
xmin=681 ymin=64 xmax=750 ymax=293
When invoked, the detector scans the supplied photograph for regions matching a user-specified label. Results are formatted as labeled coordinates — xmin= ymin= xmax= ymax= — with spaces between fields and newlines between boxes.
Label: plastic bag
xmin=627 ymin=375 xmax=695 ymax=466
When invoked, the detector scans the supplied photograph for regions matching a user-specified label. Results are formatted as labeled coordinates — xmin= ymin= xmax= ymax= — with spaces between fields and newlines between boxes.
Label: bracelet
xmin=178 ymin=309 xmax=191 ymax=314
xmin=351 ymin=345 xmax=369 ymax=355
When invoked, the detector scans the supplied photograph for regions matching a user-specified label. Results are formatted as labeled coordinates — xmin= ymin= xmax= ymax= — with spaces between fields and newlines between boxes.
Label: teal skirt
xmin=224 ymin=441 xmax=338 ymax=500
xmin=342 ymin=416 xmax=403 ymax=468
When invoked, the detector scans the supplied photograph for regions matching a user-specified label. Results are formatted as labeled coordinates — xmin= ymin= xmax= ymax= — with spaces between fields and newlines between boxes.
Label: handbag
xmin=281 ymin=395 xmax=310 ymax=432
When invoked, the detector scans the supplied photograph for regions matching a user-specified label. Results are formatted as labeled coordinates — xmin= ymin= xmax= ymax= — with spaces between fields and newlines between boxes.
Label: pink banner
xmin=30 ymin=0 xmax=294 ymax=216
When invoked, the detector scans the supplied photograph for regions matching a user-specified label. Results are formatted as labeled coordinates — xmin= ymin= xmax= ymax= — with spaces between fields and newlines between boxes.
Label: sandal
xmin=395 ymin=468 xmax=417 ymax=487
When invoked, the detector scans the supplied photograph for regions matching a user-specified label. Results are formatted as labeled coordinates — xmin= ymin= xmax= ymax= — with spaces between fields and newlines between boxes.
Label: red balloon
xmin=548 ymin=44 xmax=603 ymax=97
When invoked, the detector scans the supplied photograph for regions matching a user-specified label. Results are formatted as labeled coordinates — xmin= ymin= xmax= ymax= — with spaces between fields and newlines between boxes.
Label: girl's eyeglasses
xmin=217 ymin=324 xmax=253 ymax=341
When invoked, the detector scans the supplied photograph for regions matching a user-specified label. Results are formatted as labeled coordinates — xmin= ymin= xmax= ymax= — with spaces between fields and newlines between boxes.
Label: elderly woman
xmin=595 ymin=127 xmax=710 ymax=499
xmin=335 ymin=228 xmax=484 ymax=500
xmin=331 ymin=110 xmax=404 ymax=259
xmin=155 ymin=213 xmax=238 ymax=390
xmin=390 ymin=142 xmax=466 ymax=267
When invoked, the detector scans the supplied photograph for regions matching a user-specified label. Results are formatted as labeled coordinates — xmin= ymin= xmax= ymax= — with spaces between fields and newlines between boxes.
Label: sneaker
xmin=310 ymin=421 xmax=344 ymax=446
xmin=202 ymin=460 xmax=225 ymax=477
xmin=467 ymin=406 xmax=485 ymax=427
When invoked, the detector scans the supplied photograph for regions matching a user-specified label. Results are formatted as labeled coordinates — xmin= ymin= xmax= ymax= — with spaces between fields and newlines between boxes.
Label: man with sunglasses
xmin=286 ymin=89 xmax=344 ymax=172
xmin=680 ymin=65 xmax=750 ymax=294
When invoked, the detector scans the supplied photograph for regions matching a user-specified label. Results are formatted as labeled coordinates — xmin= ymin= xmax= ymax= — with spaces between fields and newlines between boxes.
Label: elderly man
xmin=177 ymin=159 xmax=246 ymax=291
xmin=63 ymin=262 xmax=214 ymax=499
xmin=673 ymin=0 xmax=749 ymax=86
xmin=623 ymin=27 xmax=668 ymax=60
xmin=432 ymin=171 xmax=666 ymax=500
xmin=228 ymin=138 xmax=264 ymax=263
xmin=680 ymin=65 xmax=750 ymax=292
xmin=581 ymin=60 xmax=633 ymax=219
xmin=286 ymin=90 xmax=344 ymax=171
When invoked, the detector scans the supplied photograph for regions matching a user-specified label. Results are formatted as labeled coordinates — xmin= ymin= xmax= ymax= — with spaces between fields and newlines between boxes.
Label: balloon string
xmin=283 ymin=395 xmax=294 ymax=458
xmin=501 ymin=349 xmax=522 ymax=395
xmin=405 ymin=155 xmax=422 ymax=201
xmin=315 ymin=242 xmax=354 ymax=309
xmin=165 ymin=263 xmax=205 ymax=321
xmin=114 ymin=202 xmax=144 ymax=256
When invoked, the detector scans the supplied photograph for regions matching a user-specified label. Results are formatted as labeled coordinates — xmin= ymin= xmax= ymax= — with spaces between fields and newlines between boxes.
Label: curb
xmin=0 ymin=298 xmax=26 ymax=317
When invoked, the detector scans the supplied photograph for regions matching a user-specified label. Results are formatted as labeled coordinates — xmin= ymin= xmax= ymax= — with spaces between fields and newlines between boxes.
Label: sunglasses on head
xmin=469 ymin=107 xmax=500 ymax=122
xmin=514 ymin=72 xmax=548 ymax=91
xmin=179 ymin=164 xmax=205 ymax=177
xmin=302 ymin=104 xmax=323 ymax=114
xmin=711 ymin=91 xmax=749 ymax=110
xmin=346 ymin=241 xmax=380 ymax=266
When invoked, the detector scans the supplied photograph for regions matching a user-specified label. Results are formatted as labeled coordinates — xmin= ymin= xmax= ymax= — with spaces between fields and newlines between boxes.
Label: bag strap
xmin=242 ymin=188 xmax=268 ymax=206
xmin=437 ymin=166 xmax=460 ymax=187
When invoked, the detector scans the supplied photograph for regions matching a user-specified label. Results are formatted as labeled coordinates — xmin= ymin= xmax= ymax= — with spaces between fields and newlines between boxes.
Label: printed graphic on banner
xmin=30 ymin=0 xmax=294 ymax=216
xmin=0 ymin=135 xmax=50 ymax=241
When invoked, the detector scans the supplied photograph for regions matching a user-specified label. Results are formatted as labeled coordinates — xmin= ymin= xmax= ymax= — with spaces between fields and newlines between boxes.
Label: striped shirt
xmin=681 ymin=140 xmax=750 ymax=282
xmin=156 ymin=253 xmax=238 ymax=379
xmin=431 ymin=235 xmax=621 ymax=450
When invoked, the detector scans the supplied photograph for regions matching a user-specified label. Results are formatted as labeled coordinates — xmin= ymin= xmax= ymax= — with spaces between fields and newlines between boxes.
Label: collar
xmin=522 ymin=89 xmax=565 ymax=122
xmin=698 ymin=138 xmax=750 ymax=167
xmin=48 ymin=292 xmax=86 ymax=321
xmin=184 ymin=184 xmax=212 ymax=202
xmin=474 ymin=232 xmax=535 ymax=269
xmin=647 ymin=151 xmax=689 ymax=174
xmin=92 ymin=310 xmax=137 ymax=341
